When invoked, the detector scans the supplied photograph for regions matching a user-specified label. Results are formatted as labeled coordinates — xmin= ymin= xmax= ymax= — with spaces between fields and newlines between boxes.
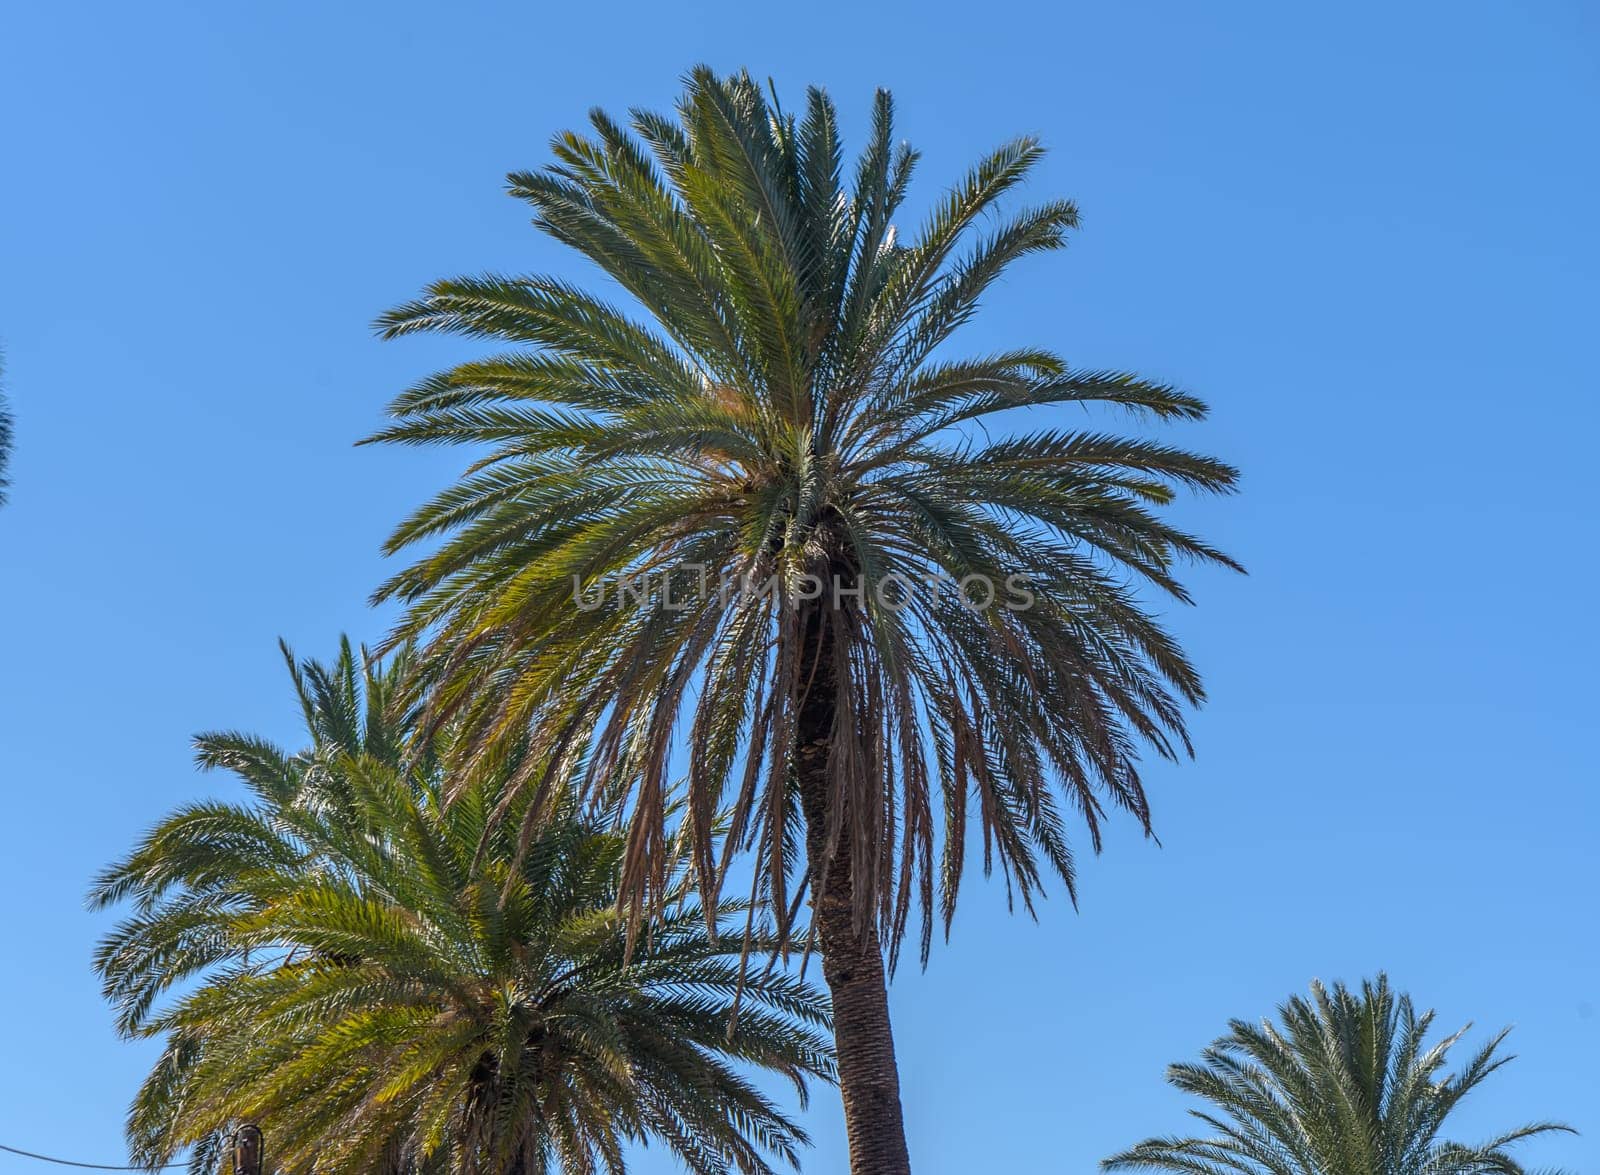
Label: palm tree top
xmin=367 ymin=66 xmax=1241 ymax=966
xmin=92 ymin=638 xmax=834 ymax=1174
xmin=1104 ymin=973 xmax=1576 ymax=1175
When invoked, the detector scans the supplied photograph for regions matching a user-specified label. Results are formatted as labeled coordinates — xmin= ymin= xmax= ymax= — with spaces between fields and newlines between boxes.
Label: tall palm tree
xmin=368 ymin=68 xmax=1240 ymax=1172
xmin=1104 ymin=975 xmax=1574 ymax=1174
xmin=92 ymin=639 xmax=833 ymax=1175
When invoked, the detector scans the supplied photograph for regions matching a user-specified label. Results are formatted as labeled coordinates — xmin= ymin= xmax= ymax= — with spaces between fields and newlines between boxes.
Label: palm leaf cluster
xmin=92 ymin=639 xmax=832 ymax=1175
xmin=367 ymin=65 xmax=1241 ymax=967
xmin=1104 ymin=974 xmax=1574 ymax=1174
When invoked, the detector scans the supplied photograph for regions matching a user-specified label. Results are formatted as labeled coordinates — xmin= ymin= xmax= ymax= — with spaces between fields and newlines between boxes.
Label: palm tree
xmin=1 ymin=353 xmax=12 ymax=507
xmin=367 ymin=68 xmax=1240 ymax=1172
xmin=92 ymin=639 xmax=833 ymax=1175
xmin=1104 ymin=974 xmax=1574 ymax=1174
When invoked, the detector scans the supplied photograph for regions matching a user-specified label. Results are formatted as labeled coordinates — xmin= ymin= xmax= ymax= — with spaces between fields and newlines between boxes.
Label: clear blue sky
xmin=1 ymin=2 xmax=1596 ymax=1171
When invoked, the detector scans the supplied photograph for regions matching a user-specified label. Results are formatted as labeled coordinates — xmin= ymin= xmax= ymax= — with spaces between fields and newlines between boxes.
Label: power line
xmin=0 ymin=1142 xmax=185 ymax=1170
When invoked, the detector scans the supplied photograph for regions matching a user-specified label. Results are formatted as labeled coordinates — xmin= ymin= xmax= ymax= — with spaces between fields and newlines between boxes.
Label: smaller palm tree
xmin=92 ymin=639 xmax=833 ymax=1175
xmin=1104 ymin=974 xmax=1574 ymax=1175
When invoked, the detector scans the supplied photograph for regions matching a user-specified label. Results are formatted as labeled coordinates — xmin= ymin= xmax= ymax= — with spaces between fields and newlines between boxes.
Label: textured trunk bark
xmin=796 ymin=597 xmax=913 ymax=1175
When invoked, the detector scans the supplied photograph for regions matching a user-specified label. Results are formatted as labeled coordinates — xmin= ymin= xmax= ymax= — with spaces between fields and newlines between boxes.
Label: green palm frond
xmin=367 ymin=67 xmax=1242 ymax=968
xmin=1103 ymin=975 xmax=1575 ymax=1175
xmin=93 ymin=640 xmax=833 ymax=1175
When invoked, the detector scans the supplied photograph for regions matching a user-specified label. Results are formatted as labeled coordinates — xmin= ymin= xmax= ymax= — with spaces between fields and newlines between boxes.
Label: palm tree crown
xmin=1104 ymin=974 xmax=1574 ymax=1175
xmin=368 ymin=66 xmax=1241 ymax=966
xmin=92 ymin=639 xmax=833 ymax=1175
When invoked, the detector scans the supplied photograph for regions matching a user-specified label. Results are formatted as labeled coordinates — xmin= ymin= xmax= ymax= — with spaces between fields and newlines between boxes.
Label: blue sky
xmin=1 ymin=1 xmax=1596 ymax=1171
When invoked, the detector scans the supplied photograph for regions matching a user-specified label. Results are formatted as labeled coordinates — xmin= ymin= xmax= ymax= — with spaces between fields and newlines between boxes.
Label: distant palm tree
xmin=1104 ymin=974 xmax=1574 ymax=1174
xmin=92 ymin=640 xmax=833 ymax=1175
xmin=368 ymin=67 xmax=1239 ymax=1173
xmin=1 ymin=354 xmax=12 ymax=506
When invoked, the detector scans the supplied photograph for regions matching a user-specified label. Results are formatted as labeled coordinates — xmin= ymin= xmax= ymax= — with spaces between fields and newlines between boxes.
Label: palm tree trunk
xmin=796 ymin=597 xmax=913 ymax=1175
